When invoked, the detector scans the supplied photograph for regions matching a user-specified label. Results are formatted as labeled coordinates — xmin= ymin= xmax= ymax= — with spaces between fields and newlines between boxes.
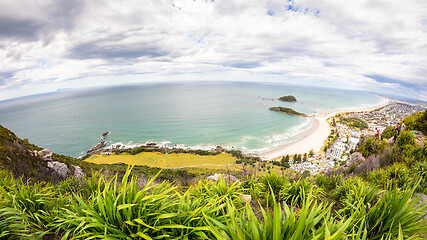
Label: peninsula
xmin=278 ymin=95 xmax=297 ymax=102
xmin=269 ymin=107 xmax=309 ymax=117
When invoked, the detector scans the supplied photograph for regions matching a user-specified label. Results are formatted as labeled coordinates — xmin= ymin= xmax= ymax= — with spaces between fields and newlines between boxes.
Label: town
xmin=287 ymin=101 xmax=425 ymax=175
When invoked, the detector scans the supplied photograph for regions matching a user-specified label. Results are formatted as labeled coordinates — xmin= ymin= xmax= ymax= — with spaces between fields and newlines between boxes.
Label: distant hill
xmin=278 ymin=95 xmax=297 ymax=102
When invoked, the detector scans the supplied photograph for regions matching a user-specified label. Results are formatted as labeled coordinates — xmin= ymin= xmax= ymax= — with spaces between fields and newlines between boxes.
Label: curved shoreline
xmin=259 ymin=99 xmax=390 ymax=160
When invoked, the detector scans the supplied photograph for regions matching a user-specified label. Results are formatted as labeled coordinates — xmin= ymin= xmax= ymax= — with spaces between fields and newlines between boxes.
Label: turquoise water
xmin=0 ymin=82 xmax=386 ymax=157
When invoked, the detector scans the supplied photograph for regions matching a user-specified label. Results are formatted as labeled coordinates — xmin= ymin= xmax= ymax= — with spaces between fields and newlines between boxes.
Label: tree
xmin=303 ymin=153 xmax=308 ymax=162
xmin=281 ymin=155 xmax=290 ymax=169
xmin=294 ymin=154 xmax=302 ymax=163
xmin=309 ymin=149 xmax=314 ymax=157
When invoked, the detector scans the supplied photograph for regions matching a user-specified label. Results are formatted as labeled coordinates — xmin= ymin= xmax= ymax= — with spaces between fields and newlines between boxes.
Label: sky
xmin=0 ymin=0 xmax=426 ymax=101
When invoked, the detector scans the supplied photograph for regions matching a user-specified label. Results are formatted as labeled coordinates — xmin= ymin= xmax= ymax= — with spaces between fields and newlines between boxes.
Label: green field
xmin=86 ymin=152 xmax=238 ymax=169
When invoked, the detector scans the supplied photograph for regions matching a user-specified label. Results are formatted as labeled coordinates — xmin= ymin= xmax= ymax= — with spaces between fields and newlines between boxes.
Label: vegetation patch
xmin=338 ymin=117 xmax=368 ymax=129
xmin=87 ymin=152 xmax=238 ymax=169
xmin=269 ymin=107 xmax=309 ymax=117
xmin=278 ymin=95 xmax=297 ymax=102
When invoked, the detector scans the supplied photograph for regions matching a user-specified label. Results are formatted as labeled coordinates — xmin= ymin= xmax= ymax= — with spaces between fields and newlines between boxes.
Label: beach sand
xmin=259 ymin=99 xmax=390 ymax=160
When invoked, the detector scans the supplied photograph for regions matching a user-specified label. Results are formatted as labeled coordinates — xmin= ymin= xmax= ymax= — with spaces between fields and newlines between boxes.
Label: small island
xmin=278 ymin=95 xmax=297 ymax=102
xmin=269 ymin=107 xmax=310 ymax=117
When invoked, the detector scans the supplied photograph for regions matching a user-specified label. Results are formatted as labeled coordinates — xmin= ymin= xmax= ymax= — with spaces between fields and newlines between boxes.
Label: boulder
xmin=239 ymin=194 xmax=252 ymax=203
xmin=346 ymin=152 xmax=365 ymax=168
xmin=72 ymin=165 xmax=84 ymax=179
xmin=38 ymin=149 xmax=53 ymax=161
xmin=207 ymin=173 xmax=239 ymax=183
xmin=47 ymin=161 xmax=70 ymax=179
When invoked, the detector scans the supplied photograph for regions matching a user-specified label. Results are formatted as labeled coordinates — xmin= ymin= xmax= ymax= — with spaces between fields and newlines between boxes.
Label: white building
xmin=348 ymin=131 xmax=361 ymax=150
xmin=330 ymin=141 xmax=346 ymax=159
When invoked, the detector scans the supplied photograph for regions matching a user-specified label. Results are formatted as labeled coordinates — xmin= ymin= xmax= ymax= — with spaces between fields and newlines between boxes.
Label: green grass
xmin=87 ymin=152 xmax=238 ymax=169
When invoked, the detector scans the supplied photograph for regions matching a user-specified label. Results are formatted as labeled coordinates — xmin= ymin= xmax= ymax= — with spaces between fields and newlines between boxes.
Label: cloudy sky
xmin=0 ymin=0 xmax=426 ymax=101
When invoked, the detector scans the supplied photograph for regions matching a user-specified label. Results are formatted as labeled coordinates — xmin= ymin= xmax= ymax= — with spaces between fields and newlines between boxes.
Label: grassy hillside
xmin=0 ymin=125 xmax=96 ymax=182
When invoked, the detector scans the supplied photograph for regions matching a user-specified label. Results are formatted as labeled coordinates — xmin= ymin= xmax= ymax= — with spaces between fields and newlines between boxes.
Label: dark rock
xmin=102 ymin=131 xmax=110 ymax=137
xmin=216 ymin=146 xmax=225 ymax=152
xmin=87 ymin=141 xmax=108 ymax=153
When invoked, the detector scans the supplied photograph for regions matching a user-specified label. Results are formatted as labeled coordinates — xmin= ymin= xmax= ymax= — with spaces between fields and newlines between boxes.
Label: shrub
xmin=358 ymin=185 xmax=427 ymax=239
xmin=205 ymin=193 xmax=352 ymax=240
xmin=396 ymin=131 xmax=416 ymax=153
xmin=358 ymin=137 xmax=386 ymax=158
xmin=409 ymin=161 xmax=427 ymax=193
xmin=404 ymin=110 xmax=427 ymax=133
xmin=381 ymin=126 xmax=395 ymax=140
xmin=281 ymin=178 xmax=323 ymax=205
xmin=190 ymin=177 xmax=243 ymax=204
xmin=53 ymin=167 xmax=222 ymax=239
xmin=260 ymin=173 xmax=287 ymax=200
xmin=241 ymin=175 xmax=261 ymax=200
xmin=316 ymin=174 xmax=342 ymax=193
xmin=334 ymin=177 xmax=379 ymax=218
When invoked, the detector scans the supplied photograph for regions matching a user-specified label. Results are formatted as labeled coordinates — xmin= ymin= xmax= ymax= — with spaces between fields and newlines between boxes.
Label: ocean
xmin=0 ymin=81 xmax=386 ymax=157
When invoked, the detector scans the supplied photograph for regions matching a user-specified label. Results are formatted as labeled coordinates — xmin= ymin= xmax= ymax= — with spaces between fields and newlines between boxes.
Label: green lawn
xmin=86 ymin=152 xmax=238 ymax=169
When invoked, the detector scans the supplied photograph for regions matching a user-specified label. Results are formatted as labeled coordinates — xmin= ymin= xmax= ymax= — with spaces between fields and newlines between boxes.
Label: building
xmin=348 ymin=130 xmax=361 ymax=150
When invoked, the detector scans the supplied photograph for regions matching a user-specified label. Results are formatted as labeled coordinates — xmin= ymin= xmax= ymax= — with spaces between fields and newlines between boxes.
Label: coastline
xmin=259 ymin=98 xmax=390 ymax=160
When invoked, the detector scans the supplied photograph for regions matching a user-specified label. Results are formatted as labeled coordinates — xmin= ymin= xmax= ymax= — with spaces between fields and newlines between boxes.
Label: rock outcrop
xmin=38 ymin=149 xmax=53 ymax=161
xmin=35 ymin=148 xmax=85 ymax=180
xmin=87 ymin=141 xmax=108 ymax=153
xmin=354 ymin=154 xmax=380 ymax=174
xmin=47 ymin=161 xmax=70 ymax=179
xmin=72 ymin=165 xmax=85 ymax=179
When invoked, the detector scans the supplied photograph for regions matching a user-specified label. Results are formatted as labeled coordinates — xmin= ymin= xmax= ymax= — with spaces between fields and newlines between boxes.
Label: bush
xmin=381 ymin=126 xmax=395 ymax=140
xmin=404 ymin=110 xmax=427 ymax=133
xmin=335 ymin=177 xmax=379 ymax=218
xmin=358 ymin=137 xmax=387 ymax=158
xmin=260 ymin=173 xmax=287 ymax=201
xmin=242 ymin=175 xmax=261 ymax=200
xmin=359 ymin=185 xmax=427 ymax=239
xmin=410 ymin=161 xmax=427 ymax=193
xmin=396 ymin=131 xmax=416 ymax=152
xmin=316 ymin=174 xmax=343 ymax=192
xmin=281 ymin=178 xmax=323 ymax=205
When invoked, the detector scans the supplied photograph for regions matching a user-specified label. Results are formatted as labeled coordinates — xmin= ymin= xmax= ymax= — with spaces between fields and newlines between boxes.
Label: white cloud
xmin=0 ymin=0 xmax=426 ymax=101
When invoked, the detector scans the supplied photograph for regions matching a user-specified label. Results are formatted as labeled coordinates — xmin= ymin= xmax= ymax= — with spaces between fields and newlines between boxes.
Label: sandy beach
xmin=259 ymin=99 xmax=390 ymax=160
